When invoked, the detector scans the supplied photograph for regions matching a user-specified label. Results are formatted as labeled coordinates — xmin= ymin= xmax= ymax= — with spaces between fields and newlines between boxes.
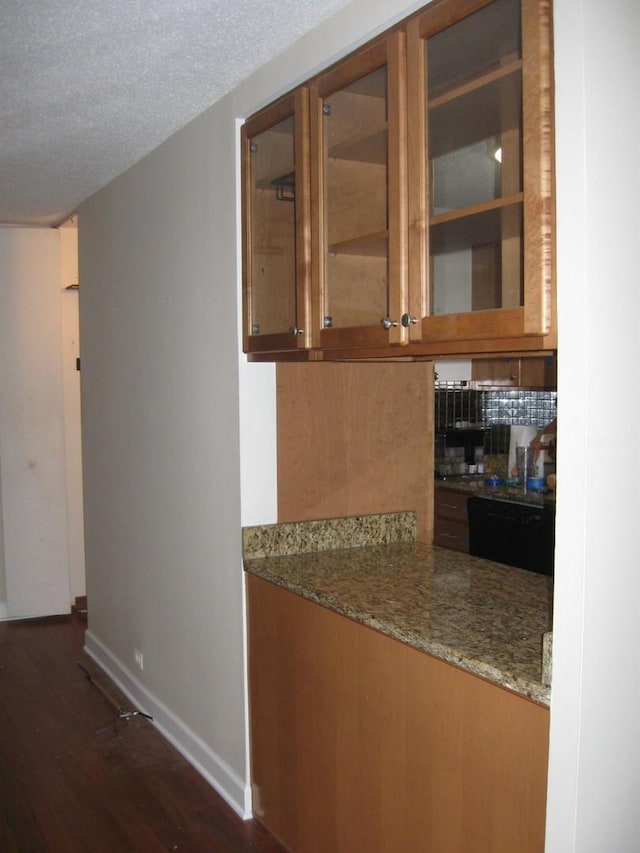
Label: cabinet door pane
xmin=322 ymin=66 xmax=389 ymax=329
xmin=427 ymin=0 xmax=523 ymax=316
xmin=249 ymin=115 xmax=297 ymax=336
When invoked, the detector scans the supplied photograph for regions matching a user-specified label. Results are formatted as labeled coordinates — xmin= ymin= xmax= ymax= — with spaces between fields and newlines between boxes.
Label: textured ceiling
xmin=0 ymin=0 xmax=352 ymax=226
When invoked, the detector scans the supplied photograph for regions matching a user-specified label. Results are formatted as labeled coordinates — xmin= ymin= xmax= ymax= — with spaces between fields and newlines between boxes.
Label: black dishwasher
xmin=467 ymin=496 xmax=555 ymax=576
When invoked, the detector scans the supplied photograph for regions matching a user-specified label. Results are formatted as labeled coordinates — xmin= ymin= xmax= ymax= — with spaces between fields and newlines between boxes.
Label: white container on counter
xmin=508 ymin=425 xmax=538 ymax=477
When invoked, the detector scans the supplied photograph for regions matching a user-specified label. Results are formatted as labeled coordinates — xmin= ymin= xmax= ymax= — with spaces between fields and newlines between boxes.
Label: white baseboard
xmin=0 ymin=601 xmax=71 ymax=622
xmin=84 ymin=629 xmax=252 ymax=819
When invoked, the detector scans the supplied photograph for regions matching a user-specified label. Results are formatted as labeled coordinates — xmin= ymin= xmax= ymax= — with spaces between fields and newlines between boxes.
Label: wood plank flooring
xmin=0 ymin=613 xmax=285 ymax=852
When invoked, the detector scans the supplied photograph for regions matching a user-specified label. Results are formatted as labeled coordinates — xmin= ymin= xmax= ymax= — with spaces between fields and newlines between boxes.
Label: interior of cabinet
xmin=427 ymin=0 xmax=524 ymax=318
xmin=247 ymin=116 xmax=297 ymax=337
xmin=427 ymin=0 xmax=521 ymax=96
xmin=327 ymin=160 xmax=387 ymax=249
xmin=321 ymin=65 xmax=390 ymax=329
xmin=326 ymin=254 xmax=387 ymax=328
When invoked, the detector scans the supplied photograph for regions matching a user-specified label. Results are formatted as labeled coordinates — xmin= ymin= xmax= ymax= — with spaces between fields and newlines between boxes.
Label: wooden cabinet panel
xmin=406 ymin=0 xmax=555 ymax=348
xmin=242 ymin=89 xmax=311 ymax=354
xmin=472 ymin=353 xmax=557 ymax=388
xmin=310 ymin=33 xmax=408 ymax=350
xmin=247 ymin=573 xmax=549 ymax=853
xmin=275 ymin=360 xmax=434 ymax=544
xmin=433 ymin=515 xmax=469 ymax=551
xmin=405 ymin=643 xmax=549 ymax=852
xmin=242 ymin=0 xmax=556 ymax=361
xmin=434 ymin=487 xmax=468 ymax=520
xmin=520 ymin=353 xmax=557 ymax=388
xmin=434 ymin=487 xmax=470 ymax=552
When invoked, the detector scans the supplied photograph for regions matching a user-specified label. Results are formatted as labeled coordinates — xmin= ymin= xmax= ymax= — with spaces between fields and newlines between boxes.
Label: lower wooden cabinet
xmin=433 ymin=487 xmax=469 ymax=552
xmin=471 ymin=355 xmax=557 ymax=389
xmin=246 ymin=573 xmax=549 ymax=853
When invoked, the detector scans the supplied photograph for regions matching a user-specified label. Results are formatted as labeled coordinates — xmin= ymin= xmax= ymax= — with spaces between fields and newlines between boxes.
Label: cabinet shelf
xmin=328 ymin=125 xmax=387 ymax=165
xmin=429 ymin=62 xmax=522 ymax=160
xmin=255 ymin=169 xmax=295 ymax=192
xmin=328 ymin=229 xmax=388 ymax=257
xmin=426 ymin=0 xmax=522 ymax=98
xmin=430 ymin=59 xmax=522 ymax=110
xmin=430 ymin=193 xmax=522 ymax=255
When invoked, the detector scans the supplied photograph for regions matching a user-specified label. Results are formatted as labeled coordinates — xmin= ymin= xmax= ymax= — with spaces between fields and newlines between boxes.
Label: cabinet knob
xmin=289 ymin=326 xmax=304 ymax=335
xmin=381 ymin=317 xmax=398 ymax=330
xmin=401 ymin=313 xmax=417 ymax=327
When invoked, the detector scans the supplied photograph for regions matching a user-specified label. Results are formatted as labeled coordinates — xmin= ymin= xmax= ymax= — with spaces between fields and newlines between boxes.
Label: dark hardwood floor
xmin=0 ymin=612 xmax=285 ymax=852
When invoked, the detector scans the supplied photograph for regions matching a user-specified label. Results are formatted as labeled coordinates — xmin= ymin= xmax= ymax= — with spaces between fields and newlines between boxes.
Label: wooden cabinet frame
xmin=406 ymin=0 xmax=555 ymax=348
xmin=241 ymin=0 xmax=556 ymax=361
xmin=472 ymin=352 xmax=557 ymax=388
xmin=241 ymin=88 xmax=312 ymax=355
xmin=309 ymin=32 xmax=408 ymax=350
xmin=434 ymin=486 xmax=470 ymax=551
xmin=247 ymin=573 xmax=549 ymax=852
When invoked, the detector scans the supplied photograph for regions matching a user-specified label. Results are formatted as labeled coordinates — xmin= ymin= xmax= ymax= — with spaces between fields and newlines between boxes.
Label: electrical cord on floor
xmin=78 ymin=662 xmax=154 ymax=730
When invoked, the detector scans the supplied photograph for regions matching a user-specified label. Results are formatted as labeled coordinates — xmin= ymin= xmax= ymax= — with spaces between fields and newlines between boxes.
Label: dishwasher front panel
xmin=467 ymin=495 xmax=555 ymax=576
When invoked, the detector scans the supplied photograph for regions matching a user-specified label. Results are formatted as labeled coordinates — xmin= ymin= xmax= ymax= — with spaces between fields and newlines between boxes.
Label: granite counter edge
xmin=244 ymin=560 xmax=551 ymax=707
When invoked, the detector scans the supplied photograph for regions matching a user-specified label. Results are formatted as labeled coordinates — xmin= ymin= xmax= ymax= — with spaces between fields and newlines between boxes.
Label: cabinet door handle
xmin=289 ymin=326 xmax=304 ymax=335
xmin=381 ymin=317 xmax=398 ymax=329
xmin=401 ymin=313 xmax=417 ymax=327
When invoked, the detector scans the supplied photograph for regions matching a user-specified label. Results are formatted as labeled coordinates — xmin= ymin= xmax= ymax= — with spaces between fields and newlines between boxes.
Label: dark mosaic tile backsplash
xmin=435 ymin=382 xmax=557 ymax=457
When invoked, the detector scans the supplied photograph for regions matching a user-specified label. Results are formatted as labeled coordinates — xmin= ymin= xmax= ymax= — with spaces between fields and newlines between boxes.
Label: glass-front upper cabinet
xmin=406 ymin=0 xmax=554 ymax=345
xmin=241 ymin=89 xmax=311 ymax=354
xmin=309 ymin=33 xmax=408 ymax=350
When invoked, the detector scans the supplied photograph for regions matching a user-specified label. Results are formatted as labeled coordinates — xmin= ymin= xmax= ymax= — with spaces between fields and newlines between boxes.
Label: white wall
xmin=78 ymin=0 xmax=427 ymax=817
xmin=59 ymin=218 xmax=86 ymax=602
xmin=546 ymin=1 xmax=640 ymax=850
xmin=79 ymin=101 xmax=251 ymax=810
xmin=77 ymin=0 xmax=640 ymax=844
xmin=0 ymin=228 xmax=71 ymax=618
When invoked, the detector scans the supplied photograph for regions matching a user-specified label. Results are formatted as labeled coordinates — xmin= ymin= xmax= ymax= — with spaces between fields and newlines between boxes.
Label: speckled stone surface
xmin=542 ymin=631 xmax=553 ymax=686
xmin=244 ymin=541 xmax=553 ymax=706
xmin=242 ymin=511 xmax=416 ymax=559
xmin=436 ymin=476 xmax=555 ymax=507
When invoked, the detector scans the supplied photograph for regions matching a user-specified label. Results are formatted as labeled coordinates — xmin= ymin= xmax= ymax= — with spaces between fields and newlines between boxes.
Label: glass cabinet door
xmin=311 ymin=34 xmax=408 ymax=349
xmin=242 ymin=90 xmax=310 ymax=354
xmin=407 ymin=0 xmax=554 ymax=344
xmin=429 ymin=0 xmax=522 ymax=316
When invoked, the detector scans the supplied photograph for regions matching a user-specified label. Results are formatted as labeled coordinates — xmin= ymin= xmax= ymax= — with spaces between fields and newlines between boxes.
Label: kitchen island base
xmin=247 ymin=573 xmax=549 ymax=853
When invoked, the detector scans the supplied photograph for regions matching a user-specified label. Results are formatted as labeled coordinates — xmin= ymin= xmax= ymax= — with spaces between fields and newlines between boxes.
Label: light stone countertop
xmin=243 ymin=513 xmax=553 ymax=706
xmin=436 ymin=476 xmax=556 ymax=507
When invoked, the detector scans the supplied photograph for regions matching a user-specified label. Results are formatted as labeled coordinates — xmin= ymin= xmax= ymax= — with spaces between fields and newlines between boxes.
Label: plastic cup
xmin=515 ymin=445 xmax=534 ymax=494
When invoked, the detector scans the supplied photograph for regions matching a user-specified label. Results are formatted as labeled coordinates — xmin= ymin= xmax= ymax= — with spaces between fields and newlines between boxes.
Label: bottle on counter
xmin=535 ymin=433 xmax=555 ymax=479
